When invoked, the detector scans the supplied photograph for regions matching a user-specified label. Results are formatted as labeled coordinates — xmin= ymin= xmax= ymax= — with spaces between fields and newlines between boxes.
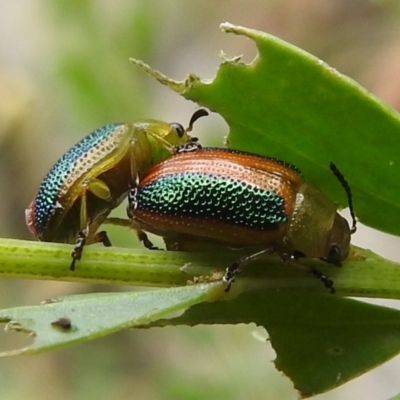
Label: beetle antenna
xmin=186 ymin=109 xmax=209 ymax=133
xmin=329 ymin=162 xmax=357 ymax=234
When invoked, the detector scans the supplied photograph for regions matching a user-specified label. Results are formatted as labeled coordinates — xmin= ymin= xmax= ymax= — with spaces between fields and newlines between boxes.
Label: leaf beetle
xmin=127 ymin=142 xmax=356 ymax=292
xmin=25 ymin=110 xmax=208 ymax=270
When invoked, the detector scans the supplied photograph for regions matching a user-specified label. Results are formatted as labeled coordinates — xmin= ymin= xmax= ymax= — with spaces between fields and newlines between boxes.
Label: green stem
xmin=0 ymin=238 xmax=214 ymax=286
xmin=0 ymin=238 xmax=399 ymax=299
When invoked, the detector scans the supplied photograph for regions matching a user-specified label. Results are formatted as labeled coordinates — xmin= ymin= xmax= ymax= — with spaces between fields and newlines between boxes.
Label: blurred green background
xmin=1 ymin=1 xmax=400 ymax=399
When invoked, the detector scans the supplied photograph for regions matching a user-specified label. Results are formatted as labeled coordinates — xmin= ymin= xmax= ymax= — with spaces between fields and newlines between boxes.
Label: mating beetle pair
xmin=26 ymin=109 xmax=355 ymax=292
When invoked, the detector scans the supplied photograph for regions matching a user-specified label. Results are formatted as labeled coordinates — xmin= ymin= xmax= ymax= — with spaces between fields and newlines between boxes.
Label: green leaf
xmin=1 ymin=239 xmax=400 ymax=396
xmin=0 ymin=283 xmax=222 ymax=355
xmin=4 ymin=239 xmax=400 ymax=396
xmin=152 ymin=291 xmax=400 ymax=398
xmin=129 ymin=22 xmax=400 ymax=397
xmin=2 ymin=20 xmax=399 ymax=398
xmin=132 ymin=22 xmax=400 ymax=237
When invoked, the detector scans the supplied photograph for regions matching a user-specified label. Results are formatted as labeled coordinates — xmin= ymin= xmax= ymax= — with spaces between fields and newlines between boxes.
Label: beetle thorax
xmin=286 ymin=182 xmax=338 ymax=259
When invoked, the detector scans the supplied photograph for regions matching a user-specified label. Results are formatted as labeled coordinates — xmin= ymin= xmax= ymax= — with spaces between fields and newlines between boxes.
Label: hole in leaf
xmin=0 ymin=320 xmax=34 ymax=353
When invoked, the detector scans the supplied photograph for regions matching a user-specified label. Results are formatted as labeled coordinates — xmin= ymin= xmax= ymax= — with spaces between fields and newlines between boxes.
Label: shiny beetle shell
xmin=129 ymin=147 xmax=352 ymax=266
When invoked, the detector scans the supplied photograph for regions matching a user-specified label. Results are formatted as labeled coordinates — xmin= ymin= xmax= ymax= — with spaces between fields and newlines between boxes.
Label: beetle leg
xmin=70 ymin=178 xmax=113 ymax=271
xmin=127 ymin=187 xmax=137 ymax=217
xmin=103 ymin=217 xmax=132 ymax=228
xmin=290 ymin=261 xmax=336 ymax=294
xmin=86 ymin=230 xmax=112 ymax=247
xmin=70 ymin=229 xmax=112 ymax=271
xmin=126 ymin=187 xmax=158 ymax=250
xmin=136 ymin=229 xmax=158 ymax=250
xmin=82 ymin=177 xmax=113 ymax=203
xmin=70 ymin=180 xmax=91 ymax=271
xmin=79 ymin=178 xmax=113 ymax=234
xmin=174 ymin=141 xmax=202 ymax=154
xmin=274 ymin=242 xmax=335 ymax=293
xmin=308 ymin=266 xmax=335 ymax=294
xmin=70 ymin=227 xmax=88 ymax=271
xmin=71 ymin=227 xmax=112 ymax=271
xmin=223 ymin=248 xmax=273 ymax=292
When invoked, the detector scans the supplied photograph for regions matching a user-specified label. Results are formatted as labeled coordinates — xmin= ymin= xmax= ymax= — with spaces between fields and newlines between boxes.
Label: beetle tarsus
xmin=70 ymin=230 xmax=112 ymax=271
xmin=224 ymin=279 xmax=233 ymax=293
xmin=223 ymin=262 xmax=241 ymax=292
xmin=127 ymin=187 xmax=138 ymax=213
xmin=174 ymin=141 xmax=202 ymax=154
xmin=222 ymin=248 xmax=274 ymax=291
xmin=69 ymin=258 xmax=77 ymax=272
xmin=223 ymin=271 xmax=235 ymax=292
xmin=309 ymin=266 xmax=335 ymax=294
xmin=137 ymin=230 xmax=158 ymax=250
xmin=70 ymin=230 xmax=87 ymax=271
xmin=96 ymin=231 xmax=112 ymax=247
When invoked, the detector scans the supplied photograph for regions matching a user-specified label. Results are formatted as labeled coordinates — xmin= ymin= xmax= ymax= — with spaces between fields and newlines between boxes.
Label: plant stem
xmin=0 ymin=238 xmax=399 ymax=299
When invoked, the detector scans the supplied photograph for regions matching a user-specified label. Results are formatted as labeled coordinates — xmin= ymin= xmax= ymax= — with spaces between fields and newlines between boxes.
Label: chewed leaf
xmin=0 ymin=283 xmax=223 ymax=355
xmin=154 ymin=290 xmax=400 ymax=397
xmin=132 ymin=22 xmax=400 ymax=237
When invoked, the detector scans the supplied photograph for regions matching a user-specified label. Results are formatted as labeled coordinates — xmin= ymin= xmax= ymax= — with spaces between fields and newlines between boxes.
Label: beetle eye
xmin=326 ymin=245 xmax=341 ymax=265
xmin=170 ymin=123 xmax=185 ymax=138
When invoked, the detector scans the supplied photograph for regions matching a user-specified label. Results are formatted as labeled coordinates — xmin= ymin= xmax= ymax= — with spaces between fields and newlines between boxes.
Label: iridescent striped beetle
xmin=26 ymin=110 xmax=208 ymax=270
xmin=127 ymin=142 xmax=356 ymax=292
